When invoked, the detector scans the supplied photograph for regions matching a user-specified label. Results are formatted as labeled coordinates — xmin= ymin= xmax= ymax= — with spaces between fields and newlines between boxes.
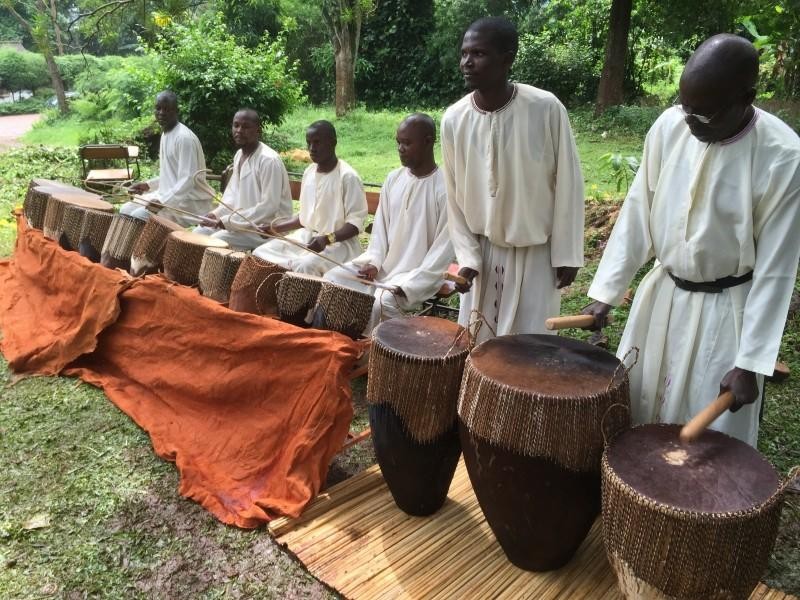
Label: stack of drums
xmin=367 ymin=316 xmax=469 ymax=516
xmin=101 ymin=214 xmax=147 ymax=270
xmin=458 ymin=334 xmax=630 ymax=571
xmin=276 ymin=272 xmax=325 ymax=326
xmin=162 ymin=230 xmax=229 ymax=286
xmin=23 ymin=181 xmax=79 ymax=230
xmin=228 ymin=255 xmax=287 ymax=315
xmin=129 ymin=215 xmax=184 ymax=277
xmin=310 ymin=281 xmax=375 ymax=339
xmin=602 ymin=424 xmax=794 ymax=600
xmin=60 ymin=196 xmax=115 ymax=251
xmin=42 ymin=190 xmax=105 ymax=242
xmin=79 ymin=210 xmax=115 ymax=262
xmin=198 ymin=247 xmax=247 ymax=303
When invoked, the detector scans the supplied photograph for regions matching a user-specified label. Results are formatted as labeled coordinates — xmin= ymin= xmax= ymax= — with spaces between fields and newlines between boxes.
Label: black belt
xmin=668 ymin=271 xmax=753 ymax=293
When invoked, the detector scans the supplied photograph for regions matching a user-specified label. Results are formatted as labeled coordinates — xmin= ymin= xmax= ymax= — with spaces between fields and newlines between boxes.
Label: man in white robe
xmin=583 ymin=34 xmax=800 ymax=446
xmin=441 ymin=17 xmax=585 ymax=343
xmin=253 ymin=120 xmax=367 ymax=276
xmin=193 ymin=109 xmax=292 ymax=250
xmin=122 ymin=91 xmax=213 ymax=226
xmin=325 ymin=114 xmax=454 ymax=334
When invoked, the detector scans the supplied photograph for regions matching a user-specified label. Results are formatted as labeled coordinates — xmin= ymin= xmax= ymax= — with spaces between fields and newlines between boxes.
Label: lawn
xmin=2 ymin=105 xmax=799 ymax=598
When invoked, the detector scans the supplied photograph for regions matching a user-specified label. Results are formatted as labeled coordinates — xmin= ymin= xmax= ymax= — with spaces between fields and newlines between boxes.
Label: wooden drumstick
xmin=679 ymin=391 xmax=735 ymax=443
xmin=444 ymin=272 xmax=469 ymax=286
xmin=545 ymin=314 xmax=614 ymax=330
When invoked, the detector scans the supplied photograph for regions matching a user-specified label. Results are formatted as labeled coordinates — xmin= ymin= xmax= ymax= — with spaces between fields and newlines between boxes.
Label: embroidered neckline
xmin=470 ymin=83 xmax=518 ymax=115
xmin=719 ymin=108 xmax=759 ymax=146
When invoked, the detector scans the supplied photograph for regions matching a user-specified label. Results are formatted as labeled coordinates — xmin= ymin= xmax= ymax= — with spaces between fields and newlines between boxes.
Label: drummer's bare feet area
xmin=0 ymin=113 xmax=41 ymax=152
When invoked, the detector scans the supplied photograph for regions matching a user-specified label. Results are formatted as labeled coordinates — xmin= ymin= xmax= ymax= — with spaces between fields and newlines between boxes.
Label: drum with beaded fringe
xmin=162 ymin=230 xmax=229 ymax=287
xmin=129 ymin=215 xmax=184 ymax=277
xmin=310 ymin=280 xmax=376 ymax=340
xmin=100 ymin=214 xmax=146 ymax=271
xmin=198 ymin=247 xmax=247 ymax=303
xmin=228 ymin=255 xmax=287 ymax=315
xmin=276 ymin=272 xmax=325 ymax=326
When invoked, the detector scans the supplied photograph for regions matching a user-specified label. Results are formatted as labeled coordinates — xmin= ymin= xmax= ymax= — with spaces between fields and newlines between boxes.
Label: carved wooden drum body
xmin=198 ymin=247 xmax=247 ymax=303
xmin=101 ymin=214 xmax=146 ymax=271
xmin=162 ymin=230 xmax=229 ymax=287
xmin=367 ymin=316 xmax=469 ymax=516
xmin=79 ymin=210 xmax=115 ymax=263
xmin=310 ymin=281 xmax=375 ymax=340
xmin=228 ymin=255 xmax=287 ymax=315
xmin=129 ymin=215 xmax=183 ymax=277
xmin=59 ymin=196 xmax=114 ymax=252
xmin=602 ymin=424 xmax=791 ymax=600
xmin=276 ymin=272 xmax=325 ymax=326
xmin=458 ymin=334 xmax=630 ymax=571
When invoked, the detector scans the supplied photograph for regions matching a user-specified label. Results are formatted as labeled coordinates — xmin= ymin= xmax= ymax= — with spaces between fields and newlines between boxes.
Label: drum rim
xmin=371 ymin=316 xmax=470 ymax=361
xmin=169 ymin=229 xmax=229 ymax=248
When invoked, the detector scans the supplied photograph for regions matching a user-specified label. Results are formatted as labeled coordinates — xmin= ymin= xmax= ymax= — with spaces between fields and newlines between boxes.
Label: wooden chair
xmin=79 ymin=144 xmax=140 ymax=190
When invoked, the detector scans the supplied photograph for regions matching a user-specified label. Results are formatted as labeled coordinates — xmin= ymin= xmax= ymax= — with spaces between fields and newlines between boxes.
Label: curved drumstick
xmin=545 ymin=315 xmax=614 ymax=330
xmin=679 ymin=391 xmax=735 ymax=443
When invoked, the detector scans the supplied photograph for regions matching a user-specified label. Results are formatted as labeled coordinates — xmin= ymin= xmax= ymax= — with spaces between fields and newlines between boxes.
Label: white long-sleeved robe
xmin=441 ymin=83 xmax=585 ymax=342
xmin=120 ymin=122 xmax=213 ymax=226
xmin=252 ymin=160 xmax=367 ymax=276
xmin=193 ymin=142 xmax=292 ymax=250
xmin=325 ymin=166 xmax=454 ymax=333
xmin=588 ymin=107 xmax=800 ymax=445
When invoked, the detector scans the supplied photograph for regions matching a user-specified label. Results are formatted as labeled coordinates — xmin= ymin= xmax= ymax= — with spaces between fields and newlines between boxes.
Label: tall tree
xmin=595 ymin=0 xmax=633 ymax=113
xmin=320 ymin=0 xmax=374 ymax=117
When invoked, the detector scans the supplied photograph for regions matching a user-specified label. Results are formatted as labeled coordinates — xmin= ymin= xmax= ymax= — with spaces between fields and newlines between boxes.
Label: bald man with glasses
xmin=582 ymin=34 xmax=800 ymax=446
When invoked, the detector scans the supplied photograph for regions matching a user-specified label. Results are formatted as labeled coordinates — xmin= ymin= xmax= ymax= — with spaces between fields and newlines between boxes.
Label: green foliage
xmin=0 ymin=49 xmax=49 ymax=95
xmin=601 ymin=151 xmax=640 ymax=192
xmin=217 ymin=0 xmax=282 ymax=47
xmin=0 ymin=95 xmax=45 ymax=115
xmin=571 ymin=104 xmax=663 ymax=137
xmin=148 ymin=13 xmax=304 ymax=170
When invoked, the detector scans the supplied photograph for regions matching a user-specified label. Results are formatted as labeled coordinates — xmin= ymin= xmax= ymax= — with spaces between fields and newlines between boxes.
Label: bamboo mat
xmin=269 ymin=460 xmax=797 ymax=600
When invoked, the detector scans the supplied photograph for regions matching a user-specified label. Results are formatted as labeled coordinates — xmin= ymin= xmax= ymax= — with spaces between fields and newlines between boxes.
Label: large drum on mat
xmin=78 ymin=210 xmax=114 ymax=263
xmin=162 ymin=230 xmax=229 ymax=286
xmin=198 ymin=247 xmax=246 ymax=303
xmin=129 ymin=215 xmax=184 ymax=277
xmin=42 ymin=190 xmax=105 ymax=242
xmin=367 ymin=316 xmax=469 ymax=516
xmin=60 ymin=196 xmax=115 ymax=251
xmin=101 ymin=214 xmax=146 ymax=271
xmin=310 ymin=281 xmax=375 ymax=339
xmin=458 ymin=334 xmax=630 ymax=571
xmin=23 ymin=182 xmax=79 ymax=230
xmin=602 ymin=424 xmax=794 ymax=600
xmin=228 ymin=255 xmax=287 ymax=315
xmin=276 ymin=272 xmax=324 ymax=326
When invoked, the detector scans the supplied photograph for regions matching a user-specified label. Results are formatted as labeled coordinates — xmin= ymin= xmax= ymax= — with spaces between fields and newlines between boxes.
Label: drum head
xmin=470 ymin=334 xmax=620 ymax=397
xmin=607 ymin=424 xmax=780 ymax=513
xmin=170 ymin=229 xmax=228 ymax=248
xmin=50 ymin=192 xmax=111 ymax=211
xmin=150 ymin=214 xmax=183 ymax=231
xmin=373 ymin=316 xmax=467 ymax=359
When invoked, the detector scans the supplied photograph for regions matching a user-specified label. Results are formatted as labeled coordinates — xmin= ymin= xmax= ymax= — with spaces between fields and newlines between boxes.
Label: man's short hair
xmin=308 ymin=120 xmax=337 ymax=141
xmin=467 ymin=16 xmax=519 ymax=57
xmin=156 ymin=90 xmax=178 ymax=108
xmin=236 ymin=108 xmax=261 ymax=128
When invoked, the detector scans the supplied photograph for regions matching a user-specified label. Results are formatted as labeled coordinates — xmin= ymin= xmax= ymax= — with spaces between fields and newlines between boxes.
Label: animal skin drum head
xmin=470 ymin=334 xmax=621 ymax=397
xmin=372 ymin=316 xmax=468 ymax=359
xmin=169 ymin=230 xmax=228 ymax=248
xmin=606 ymin=424 xmax=780 ymax=513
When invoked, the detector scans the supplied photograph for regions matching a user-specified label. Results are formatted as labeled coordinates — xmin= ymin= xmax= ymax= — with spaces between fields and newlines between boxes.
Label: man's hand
xmin=145 ymin=200 xmax=163 ymax=214
xmin=128 ymin=182 xmax=150 ymax=194
xmin=581 ymin=300 xmax=612 ymax=331
xmin=358 ymin=264 xmax=378 ymax=281
xmin=307 ymin=235 xmax=328 ymax=253
xmin=456 ymin=267 xmax=478 ymax=293
xmin=201 ymin=213 xmax=221 ymax=228
xmin=555 ymin=266 xmax=579 ymax=289
xmin=720 ymin=367 xmax=759 ymax=412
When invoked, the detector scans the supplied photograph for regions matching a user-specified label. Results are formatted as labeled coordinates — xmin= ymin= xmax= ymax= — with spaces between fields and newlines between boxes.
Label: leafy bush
xmin=148 ymin=13 xmax=304 ymax=171
xmin=0 ymin=96 xmax=46 ymax=115
xmin=73 ymin=55 xmax=158 ymax=120
xmin=0 ymin=49 xmax=49 ymax=97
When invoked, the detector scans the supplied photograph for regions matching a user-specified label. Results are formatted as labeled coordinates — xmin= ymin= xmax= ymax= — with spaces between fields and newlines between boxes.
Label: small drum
xmin=162 ymin=230 xmax=229 ymax=286
xmin=129 ymin=215 xmax=183 ymax=277
xmin=100 ymin=214 xmax=147 ymax=271
xmin=228 ymin=255 xmax=287 ymax=315
xmin=458 ymin=334 xmax=630 ymax=571
xmin=367 ymin=316 xmax=469 ymax=516
xmin=310 ymin=281 xmax=375 ymax=340
xmin=42 ymin=191 xmax=106 ymax=243
xmin=276 ymin=272 xmax=325 ymax=326
xmin=198 ymin=247 xmax=247 ymax=303
xmin=603 ymin=424 xmax=793 ymax=600
xmin=79 ymin=210 xmax=114 ymax=263
xmin=60 ymin=197 xmax=114 ymax=251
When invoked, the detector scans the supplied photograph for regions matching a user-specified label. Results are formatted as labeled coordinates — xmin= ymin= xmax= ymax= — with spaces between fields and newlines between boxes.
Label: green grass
xmin=1 ymin=105 xmax=798 ymax=596
xmin=22 ymin=114 xmax=89 ymax=147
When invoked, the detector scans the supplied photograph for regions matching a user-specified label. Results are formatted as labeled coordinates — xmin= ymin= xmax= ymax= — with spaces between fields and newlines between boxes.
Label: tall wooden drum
xmin=228 ymin=255 xmax=287 ymax=315
xmin=129 ymin=215 xmax=183 ymax=277
xmin=310 ymin=281 xmax=375 ymax=339
xmin=276 ymin=272 xmax=324 ymax=326
xmin=602 ymin=424 xmax=793 ymax=600
xmin=79 ymin=210 xmax=114 ymax=262
xmin=100 ymin=214 xmax=146 ymax=270
xmin=42 ymin=191 xmax=104 ymax=242
xmin=162 ymin=230 xmax=229 ymax=286
xmin=198 ymin=247 xmax=247 ymax=303
xmin=458 ymin=334 xmax=630 ymax=571
xmin=60 ymin=197 xmax=114 ymax=251
xmin=367 ymin=316 xmax=469 ymax=516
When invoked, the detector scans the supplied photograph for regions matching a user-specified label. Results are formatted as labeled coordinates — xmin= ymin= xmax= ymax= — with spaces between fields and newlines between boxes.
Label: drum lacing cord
xmin=606 ymin=346 xmax=639 ymax=394
xmin=601 ymin=403 xmax=631 ymax=447
xmin=781 ymin=466 xmax=800 ymax=496
xmin=465 ymin=309 xmax=497 ymax=348
xmin=254 ymin=272 xmax=286 ymax=313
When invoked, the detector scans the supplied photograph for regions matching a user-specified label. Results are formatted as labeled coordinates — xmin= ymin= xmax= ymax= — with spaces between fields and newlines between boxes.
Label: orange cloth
xmin=0 ymin=217 xmax=130 ymax=375
xmin=1 ymin=218 xmax=360 ymax=527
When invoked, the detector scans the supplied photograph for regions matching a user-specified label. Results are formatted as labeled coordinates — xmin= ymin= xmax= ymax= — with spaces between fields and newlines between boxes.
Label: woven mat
xmin=269 ymin=459 xmax=796 ymax=600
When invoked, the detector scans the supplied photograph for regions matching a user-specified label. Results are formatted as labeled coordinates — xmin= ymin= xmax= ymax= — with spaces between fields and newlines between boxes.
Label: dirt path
xmin=0 ymin=113 xmax=42 ymax=151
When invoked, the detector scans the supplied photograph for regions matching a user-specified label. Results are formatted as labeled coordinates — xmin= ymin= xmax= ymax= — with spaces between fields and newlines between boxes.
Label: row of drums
xmin=22 ymin=180 xmax=377 ymax=338
xmin=368 ymin=315 xmax=794 ymax=600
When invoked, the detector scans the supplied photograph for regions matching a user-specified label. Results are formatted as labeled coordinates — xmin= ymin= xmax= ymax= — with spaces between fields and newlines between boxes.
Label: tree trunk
xmin=48 ymin=0 xmax=65 ymax=55
xmin=334 ymin=42 xmax=356 ymax=117
xmin=43 ymin=50 xmax=68 ymax=114
xmin=595 ymin=0 xmax=633 ymax=114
